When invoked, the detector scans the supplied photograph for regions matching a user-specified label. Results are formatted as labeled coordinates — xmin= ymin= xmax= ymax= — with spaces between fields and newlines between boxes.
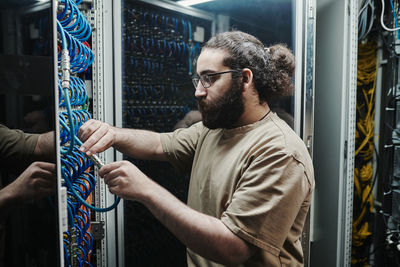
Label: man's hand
xmin=99 ymin=160 xmax=149 ymax=200
xmin=1 ymin=161 xmax=56 ymax=205
xmin=14 ymin=161 xmax=56 ymax=200
xmin=78 ymin=119 xmax=115 ymax=156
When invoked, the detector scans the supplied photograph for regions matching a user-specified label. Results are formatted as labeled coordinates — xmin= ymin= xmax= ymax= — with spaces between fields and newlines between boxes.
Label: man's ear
xmin=241 ymin=68 xmax=253 ymax=91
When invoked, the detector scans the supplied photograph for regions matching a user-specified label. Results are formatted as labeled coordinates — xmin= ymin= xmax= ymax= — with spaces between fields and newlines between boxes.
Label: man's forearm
xmin=137 ymin=178 xmax=253 ymax=265
xmin=112 ymin=127 xmax=167 ymax=161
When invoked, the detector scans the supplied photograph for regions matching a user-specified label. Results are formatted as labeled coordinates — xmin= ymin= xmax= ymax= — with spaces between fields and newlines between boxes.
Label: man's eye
xmin=209 ymin=76 xmax=218 ymax=83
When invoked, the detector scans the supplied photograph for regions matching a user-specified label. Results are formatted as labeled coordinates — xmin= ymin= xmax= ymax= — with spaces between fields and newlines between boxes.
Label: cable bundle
xmin=359 ymin=0 xmax=375 ymax=41
xmin=57 ymin=0 xmax=122 ymax=264
xmin=122 ymin=5 xmax=203 ymax=134
xmin=57 ymin=0 xmax=95 ymax=265
xmin=62 ymin=147 xmax=95 ymax=267
xmin=58 ymin=0 xmax=92 ymax=42
xmin=121 ymin=3 xmax=210 ymax=265
xmin=59 ymin=77 xmax=90 ymax=107
xmin=58 ymin=26 xmax=94 ymax=73
xmin=380 ymin=0 xmax=400 ymax=39
xmin=123 ymin=105 xmax=190 ymax=133
xmin=352 ymin=39 xmax=378 ymax=266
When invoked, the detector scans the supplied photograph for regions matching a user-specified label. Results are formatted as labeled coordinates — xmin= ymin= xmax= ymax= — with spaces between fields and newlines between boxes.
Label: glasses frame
xmin=192 ymin=70 xmax=240 ymax=89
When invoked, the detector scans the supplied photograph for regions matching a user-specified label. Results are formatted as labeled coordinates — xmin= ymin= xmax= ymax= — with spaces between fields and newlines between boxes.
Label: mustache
xmin=198 ymin=97 xmax=208 ymax=109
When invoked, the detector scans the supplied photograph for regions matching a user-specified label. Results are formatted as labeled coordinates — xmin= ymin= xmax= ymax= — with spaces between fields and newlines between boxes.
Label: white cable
xmin=358 ymin=0 xmax=369 ymax=17
xmin=359 ymin=0 xmax=375 ymax=40
xmin=364 ymin=1 xmax=375 ymax=37
xmin=381 ymin=0 xmax=400 ymax=31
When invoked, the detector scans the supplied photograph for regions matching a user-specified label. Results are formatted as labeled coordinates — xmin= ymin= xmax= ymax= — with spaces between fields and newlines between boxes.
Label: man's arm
xmin=142 ymin=179 xmax=254 ymax=265
xmin=100 ymin=161 xmax=254 ymax=265
xmin=78 ymin=119 xmax=167 ymax=161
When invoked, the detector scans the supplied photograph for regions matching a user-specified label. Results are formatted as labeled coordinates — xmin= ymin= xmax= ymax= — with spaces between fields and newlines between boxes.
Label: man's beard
xmin=198 ymin=79 xmax=244 ymax=129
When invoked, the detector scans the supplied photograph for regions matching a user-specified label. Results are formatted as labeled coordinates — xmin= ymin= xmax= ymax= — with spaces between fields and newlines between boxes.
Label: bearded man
xmin=78 ymin=31 xmax=314 ymax=267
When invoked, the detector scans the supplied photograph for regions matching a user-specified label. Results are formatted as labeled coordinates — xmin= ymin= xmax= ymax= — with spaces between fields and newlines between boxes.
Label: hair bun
xmin=268 ymin=44 xmax=295 ymax=78
xmin=264 ymin=44 xmax=295 ymax=99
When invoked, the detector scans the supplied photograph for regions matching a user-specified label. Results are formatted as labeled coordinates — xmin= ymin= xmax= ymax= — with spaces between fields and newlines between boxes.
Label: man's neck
xmin=235 ymin=102 xmax=270 ymax=127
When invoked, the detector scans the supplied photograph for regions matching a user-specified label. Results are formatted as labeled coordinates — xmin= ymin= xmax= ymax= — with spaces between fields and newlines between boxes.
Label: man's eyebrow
xmin=199 ymin=69 xmax=216 ymax=76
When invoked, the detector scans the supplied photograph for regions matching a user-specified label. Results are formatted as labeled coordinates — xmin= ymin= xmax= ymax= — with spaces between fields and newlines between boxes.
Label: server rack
xmin=56 ymin=0 xmax=119 ymax=266
xmin=110 ymin=0 xmax=317 ymax=266
xmin=113 ymin=1 xmax=215 ymax=266
xmin=0 ymin=1 xmax=60 ymax=266
xmin=3 ymin=0 xmax=318 ymax=266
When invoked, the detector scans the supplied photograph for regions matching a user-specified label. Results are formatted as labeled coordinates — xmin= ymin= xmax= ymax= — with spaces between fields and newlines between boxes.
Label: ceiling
xmin=171 ymin=0 xmax=293 ymax=46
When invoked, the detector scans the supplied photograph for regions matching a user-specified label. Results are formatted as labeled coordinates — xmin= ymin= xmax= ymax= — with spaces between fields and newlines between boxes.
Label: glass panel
xmin=0 ymin=1 xmax=58 ymax=266
xmin=120 ymin=2 xmax=210 ymax=265
xmin=191 ymin=0 xmax=294 ymax=128
xmin=119 ymin=1 xmax=293 ymax=266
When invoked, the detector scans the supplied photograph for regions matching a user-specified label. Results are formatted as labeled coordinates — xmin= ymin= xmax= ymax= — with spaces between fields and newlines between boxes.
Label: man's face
xmin=195 ymin=49 xmax=244 ymax=129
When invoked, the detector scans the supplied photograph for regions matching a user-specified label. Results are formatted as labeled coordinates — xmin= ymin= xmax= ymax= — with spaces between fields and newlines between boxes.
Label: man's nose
xmin=194 ymin=83 xmax=207 ymax=98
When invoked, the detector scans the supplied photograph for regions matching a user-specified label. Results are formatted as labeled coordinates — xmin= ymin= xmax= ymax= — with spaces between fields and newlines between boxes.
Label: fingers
xmin=85 ymin=131 xmax=114 ymax=156
xmin=98 ymin=161 xmax=123 ymax=178
xmin=33 ymin=162 xmax=56 ymax=173
xmin=103 ymin=169 xmax=122 ymax=186
xmin=30 ymin=162 xmax=56 ymax=180
xmin=97 ymin=161 xmax=147 ymax=200
xmin=32 ymin=178 xmax=56 ymax=198
xmin=33 ymin=177 xmax=56 ymax=190
xmin=78 ymin=120 xmax=114 ymax=156
xmin=78 ymin=119 xmax=99 ymax=141
xmin=99 ymin=161 xmax=133 ymax=187
xmin=15 ymin=162 xmax=57 ymax=201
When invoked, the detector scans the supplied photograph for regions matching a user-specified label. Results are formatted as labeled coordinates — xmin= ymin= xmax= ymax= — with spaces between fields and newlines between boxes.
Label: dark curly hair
xmin=202 ymin=31 xmax=295 ymax=103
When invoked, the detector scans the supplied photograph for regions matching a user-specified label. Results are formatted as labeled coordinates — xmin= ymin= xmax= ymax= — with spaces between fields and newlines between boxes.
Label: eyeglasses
xmin=192 ymin=70 xmax=239 ymax=89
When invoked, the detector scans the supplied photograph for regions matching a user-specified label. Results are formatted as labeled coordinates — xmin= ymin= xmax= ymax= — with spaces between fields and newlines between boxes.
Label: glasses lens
xmin=192 ymin=77 xmax=200 ymax=89
xmin=201 ymin=75 xmax=211 ymax=88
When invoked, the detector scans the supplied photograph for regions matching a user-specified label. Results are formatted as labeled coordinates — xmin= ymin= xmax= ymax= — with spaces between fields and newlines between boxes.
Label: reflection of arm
xmin=0 ymin=181 xmax=16 ymax=216
xmin=173 ymin=110 xmax=202 ymax=130
xmin=0 ymin=124 xmax=54 ymax=164
xmin=34 ymin=131 xmax=55 ymax=162
xmin=0 ymin=125 xmax=56 ymax=216
xmin=0 ymin=124 xmax=38 ymax=165
xmin=0 ymin=161 xmax=56 ymax=217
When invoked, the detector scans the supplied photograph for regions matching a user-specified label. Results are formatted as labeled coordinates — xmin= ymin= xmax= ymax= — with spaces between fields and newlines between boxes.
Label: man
xmin=78 ymin=31 xmax=314 ymax=266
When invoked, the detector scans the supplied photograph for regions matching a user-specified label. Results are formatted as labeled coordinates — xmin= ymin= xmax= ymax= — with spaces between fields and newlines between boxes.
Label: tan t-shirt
xmin=160 ymin=112 xmax=314 ymax=266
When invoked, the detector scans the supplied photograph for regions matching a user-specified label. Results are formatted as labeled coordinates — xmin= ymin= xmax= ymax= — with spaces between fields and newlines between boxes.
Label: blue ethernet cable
xmin=390 ymin=0 xmax=400 ymax=39
xmin=62 ymin=166 xmax=121 ymax=212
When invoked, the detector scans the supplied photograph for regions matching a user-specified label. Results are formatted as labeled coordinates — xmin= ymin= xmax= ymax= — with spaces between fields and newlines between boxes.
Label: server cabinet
xmin=108 ymin=0 xmax=317 ymax=266
xmin=311 ymin=0 xmax=358 ymax=266
xmin=0 ymin=0 xmax=318 ymax=266
xmin=114 ymin=2 xmax=215 ymax=266
xmin=56 ymin=0 xmax=119 ymax=266
xmin=0 ymin=1 xmax=60 ymax=266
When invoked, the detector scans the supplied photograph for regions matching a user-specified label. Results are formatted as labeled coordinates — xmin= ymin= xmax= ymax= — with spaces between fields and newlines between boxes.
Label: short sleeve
xmin=0 ymin=124 xmax=39 ymax=163
xmin=220 ymin=151 xmax=312 ymax=256
xmin=160 ymin=122 xmax=204 ymax=173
